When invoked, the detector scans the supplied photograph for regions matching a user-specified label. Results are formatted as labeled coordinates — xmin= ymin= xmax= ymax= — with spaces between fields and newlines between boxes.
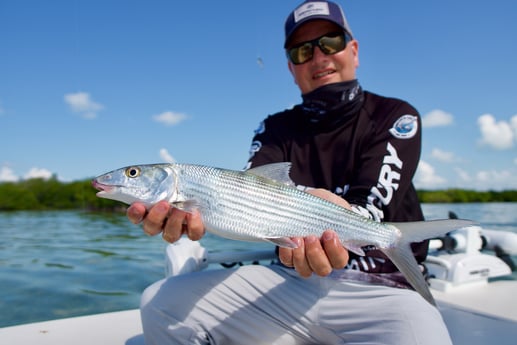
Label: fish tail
xmin=381 ymin=245 xmax=435 ymax=305
xmin=382 ymin=219 xmax=476 ymax=306
xmin=390 ymin=219 xmax=476 ymax=242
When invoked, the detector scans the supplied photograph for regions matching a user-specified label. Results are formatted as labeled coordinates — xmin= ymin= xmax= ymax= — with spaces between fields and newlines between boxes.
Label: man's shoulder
xmin=264 ymin=105 xmax=303 ymax=124
xmin=362 ymin=91 xmax=419 ymax=119
xmin=363 ymin=91 xmax=416 ymax=111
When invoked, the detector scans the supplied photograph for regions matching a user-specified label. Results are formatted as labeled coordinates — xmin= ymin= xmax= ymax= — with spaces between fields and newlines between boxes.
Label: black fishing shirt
xmin=246 ymin=81 xmax=427 ymax=275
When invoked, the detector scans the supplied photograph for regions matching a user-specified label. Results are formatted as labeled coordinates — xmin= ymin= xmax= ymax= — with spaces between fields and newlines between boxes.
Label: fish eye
xmin=125 ymin=166 xmax=141 ymax=178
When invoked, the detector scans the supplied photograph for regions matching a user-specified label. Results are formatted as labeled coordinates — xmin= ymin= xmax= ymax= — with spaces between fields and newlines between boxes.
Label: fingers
xmin=162 ymin=208 xmax=205 ymax=242
xmin=277 ymin=240 xmax=296 ymax=268
xmin=321 ymin=230 xmax=349 ymax=269
xmin=142 ymin=201 xmax=171 ymax=236
xmin=128 ymin=201 xmax=205 ymax=243
xmin=278 ymin=230 xmax=349 ymax=277
xmin=296 ymin=236 xmax=329 ymax=277
xmin=127 ymin=202 xmax=147 ymax=224
xmin=162 ymin=206 xmax=185 ymax=242
xmin=291 ymin=237 xmax=316 ymax=277
xmin=184 ymin=210 xmax=205 ymax=241
xmin=278 ymin=237 xmax=323 ymax=277
xmin=280 ymin=189 xmax=350 ymax=277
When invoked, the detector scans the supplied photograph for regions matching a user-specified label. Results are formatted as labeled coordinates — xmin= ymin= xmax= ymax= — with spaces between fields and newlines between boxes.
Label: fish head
xmin=92 ymin=164 xmax=177 ymax=206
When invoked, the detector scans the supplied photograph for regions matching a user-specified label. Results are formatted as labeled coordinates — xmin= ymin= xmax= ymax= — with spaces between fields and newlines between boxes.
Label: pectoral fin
xmin=171 ymin=200 xmax=200 ymax=213
xmin=264 ymin=237 xmax=299 ymax=248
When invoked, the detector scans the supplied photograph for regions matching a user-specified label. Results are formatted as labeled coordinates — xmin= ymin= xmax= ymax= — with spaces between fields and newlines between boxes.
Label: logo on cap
xmin=294 ymin=2 xmax=330 ymax=23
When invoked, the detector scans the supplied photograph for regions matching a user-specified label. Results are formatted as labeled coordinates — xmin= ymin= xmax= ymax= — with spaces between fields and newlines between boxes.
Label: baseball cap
xmin=284 ymin=1 xmax=353 ymax=48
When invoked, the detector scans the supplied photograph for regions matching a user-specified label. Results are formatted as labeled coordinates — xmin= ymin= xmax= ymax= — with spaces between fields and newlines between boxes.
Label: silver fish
xmin=92 ymin=162 xmax=474 ymax=305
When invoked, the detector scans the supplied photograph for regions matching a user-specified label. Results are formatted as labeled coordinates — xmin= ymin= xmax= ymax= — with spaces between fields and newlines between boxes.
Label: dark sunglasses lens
xmin=288 ymin=43 xmax=313 ymax=65
xmin=287 ymin=33 xmax=349 ymax=65
xmin=319 ymin=35 xmax=346 ymax=54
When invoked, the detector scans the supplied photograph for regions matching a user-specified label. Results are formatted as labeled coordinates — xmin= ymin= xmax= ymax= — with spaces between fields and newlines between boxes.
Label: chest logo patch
xmin=389 ymin=115 xmax=418 ymax=139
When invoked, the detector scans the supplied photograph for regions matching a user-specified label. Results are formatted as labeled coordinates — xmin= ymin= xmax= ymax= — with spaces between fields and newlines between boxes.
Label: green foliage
xmin=0 ymin=178 xmax=123 ymax=211
xmin=1 ymin=178 xmax=517 ymax=211
xmin=417 ymin=189 xmax=517 ymax=203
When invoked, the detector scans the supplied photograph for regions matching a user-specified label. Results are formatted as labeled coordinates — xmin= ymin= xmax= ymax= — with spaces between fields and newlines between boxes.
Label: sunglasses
xmin=286 ymin=32 xmax=352 ymax=65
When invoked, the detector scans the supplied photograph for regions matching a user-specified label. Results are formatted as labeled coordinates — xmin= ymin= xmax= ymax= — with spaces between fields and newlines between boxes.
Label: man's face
xmin=287 ymin=20 xmax=359 ymax=94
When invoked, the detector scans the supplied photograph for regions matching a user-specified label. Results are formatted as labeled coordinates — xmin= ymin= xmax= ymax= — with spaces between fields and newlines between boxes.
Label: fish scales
xmin=93 ymin=162 xmax=475 ymax=305
xmin=175 ymin=164 xmax=397 ymax=248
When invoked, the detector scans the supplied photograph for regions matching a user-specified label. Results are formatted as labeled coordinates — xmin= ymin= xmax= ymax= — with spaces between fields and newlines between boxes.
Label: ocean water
xmin=0 ymin=203 xmax=516 ymax=327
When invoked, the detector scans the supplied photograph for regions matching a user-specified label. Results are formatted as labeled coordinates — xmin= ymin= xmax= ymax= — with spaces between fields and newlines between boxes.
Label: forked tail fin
xmin=392 ymin=219 xmax=476 ymax=243
xmin=382 ymin=219 xmax=476 ymax=306
xmin=381 ymin=245 xmax=435 ymax=305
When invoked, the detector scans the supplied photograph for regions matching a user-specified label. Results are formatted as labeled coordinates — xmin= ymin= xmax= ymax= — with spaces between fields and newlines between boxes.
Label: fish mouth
xmin=91 ymin=179 xmax=115 ymax=195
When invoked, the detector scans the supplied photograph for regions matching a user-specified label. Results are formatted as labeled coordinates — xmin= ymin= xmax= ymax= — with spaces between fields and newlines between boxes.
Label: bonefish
xmin=92 ymin=162 xmax=474 ymax=305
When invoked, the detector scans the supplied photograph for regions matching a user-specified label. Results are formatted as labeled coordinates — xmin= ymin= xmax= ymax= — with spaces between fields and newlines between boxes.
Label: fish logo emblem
xmin=389 ymin=115 xmax=418 ymax=139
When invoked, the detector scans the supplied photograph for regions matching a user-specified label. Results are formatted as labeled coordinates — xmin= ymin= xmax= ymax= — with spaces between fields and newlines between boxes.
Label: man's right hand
xmin=127 ymin=201 xmax=205 ymax=243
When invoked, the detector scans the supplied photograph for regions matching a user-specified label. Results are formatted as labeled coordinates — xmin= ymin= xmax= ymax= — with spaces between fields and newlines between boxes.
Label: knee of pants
xmin=140 ymin=279 xmax=161 ymax=329
xmin=139 ymin=277 xmax=205 ymax=324
xmin=140 ymin=278 xmax=165 ymax=311
xmin=139 ymin=278 xmax=213 ymax=345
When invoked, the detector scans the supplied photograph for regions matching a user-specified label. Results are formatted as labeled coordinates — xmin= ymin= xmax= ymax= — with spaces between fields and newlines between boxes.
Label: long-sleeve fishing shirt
xmin=246 ymin=80 xmax=427 ymax=275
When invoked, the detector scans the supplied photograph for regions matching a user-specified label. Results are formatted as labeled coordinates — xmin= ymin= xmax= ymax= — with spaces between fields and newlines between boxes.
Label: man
xmin=128 ymin=1 xmax=452 ymax=344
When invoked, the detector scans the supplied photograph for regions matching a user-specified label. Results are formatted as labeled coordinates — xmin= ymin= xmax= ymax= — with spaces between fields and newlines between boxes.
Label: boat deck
xmin=0 ymin=309 xmax=144 ymax=345
xmin=433 ymin=279 xmax=517 ymax=322
xmin=1 ymin=280 xmax=517 ymax=344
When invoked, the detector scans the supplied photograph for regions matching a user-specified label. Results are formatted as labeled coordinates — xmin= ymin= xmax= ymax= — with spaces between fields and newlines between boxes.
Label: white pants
xmin=140 ymin=264 xmax=452 ymax=345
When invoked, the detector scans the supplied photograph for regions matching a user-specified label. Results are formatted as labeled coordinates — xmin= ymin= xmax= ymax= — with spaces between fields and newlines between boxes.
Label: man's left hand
xmin=278 ymin=189 xmax=350 ymax=277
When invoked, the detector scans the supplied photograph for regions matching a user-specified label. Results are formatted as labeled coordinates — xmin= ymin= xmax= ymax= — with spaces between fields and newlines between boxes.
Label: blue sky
xmin=1 ymin=0 xmax=516 ymax=190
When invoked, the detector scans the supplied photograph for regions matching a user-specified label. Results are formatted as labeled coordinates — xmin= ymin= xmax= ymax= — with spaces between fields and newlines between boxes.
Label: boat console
xmin=426 ymin=226 xmax=515 ymax=292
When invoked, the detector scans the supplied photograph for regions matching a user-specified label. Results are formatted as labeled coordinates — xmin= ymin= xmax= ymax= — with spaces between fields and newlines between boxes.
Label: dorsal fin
xmin=247 ymin=163 xmax=295 ymax=186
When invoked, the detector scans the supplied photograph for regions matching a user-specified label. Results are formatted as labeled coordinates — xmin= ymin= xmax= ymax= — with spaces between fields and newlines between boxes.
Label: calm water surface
xmin=1 ymin=203 xmax=516 ymax=327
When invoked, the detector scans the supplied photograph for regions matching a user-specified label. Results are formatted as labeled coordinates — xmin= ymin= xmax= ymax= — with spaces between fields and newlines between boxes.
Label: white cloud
xmin=475 ymin=169 xmax=517 ymax=189
xmin=159 ymin=148 xmax=175 ymax=163
xmin=24 ymin=167 xmax=53 ymax=180
xmin=414 ymin=160 xmax=446 ymax=189
xmin=511 ymin=114 xmax=517 ymax=138
xmin=477 ymin=114 xmax=514 ymax=150
xmin=454 ymin=168 xmax=472 ymax=183
xmin=0 ymin=165 xmax=57 ymax=182
xmin=0 ymin=165 xmax=19 ymax=182
xmin=452 ymin=167 xmax=517 ymax=190
xmin=153 ymin=111 xmax=187 ymax=126
xmin=422 ymin=109 xmax=453 ymax=128
xmin=431 ymin=148 xmax=455 ymax=163
xmin=64 ymin=92 xmax=104 ymax=119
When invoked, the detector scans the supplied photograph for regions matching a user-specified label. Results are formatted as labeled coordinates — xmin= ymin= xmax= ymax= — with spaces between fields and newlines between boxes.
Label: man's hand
xmin=126 ymin=201 xmax=205 ymax=243
xmin=278 ymin=189 xmax=350 ymax=277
